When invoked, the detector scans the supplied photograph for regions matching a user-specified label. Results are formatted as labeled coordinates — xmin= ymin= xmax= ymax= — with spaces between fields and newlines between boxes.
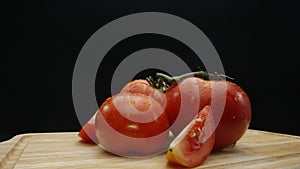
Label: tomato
xmin=165 ymin=76 xmax=251 ymax=149
xmin=78 ymin=113 xmax=98 ymax=144
xmin=167 ymin=106 xmax=215 ymax=167
xmin=165 ymin=77 xmax=204 ymax=135
xmin=121 ymin=79 xmax=166 ymax=108
xmin=78 ymin=79 xmax=166 ymax=144
xmin=95 ymin=92 xmax=170 ymax=156
xmin=212 ymin=81 xmax=252 ymax=149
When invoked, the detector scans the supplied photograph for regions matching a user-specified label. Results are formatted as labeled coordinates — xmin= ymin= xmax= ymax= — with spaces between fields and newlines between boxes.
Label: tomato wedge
xmin=167 ymin=106 xmax=215 ymax=168
xmin=78 ymin=113 xmax=98 ymax=144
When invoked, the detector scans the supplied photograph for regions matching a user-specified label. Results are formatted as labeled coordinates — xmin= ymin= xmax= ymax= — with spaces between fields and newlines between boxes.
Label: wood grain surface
xmin=0 ymin=130 xmax=300 ymax=169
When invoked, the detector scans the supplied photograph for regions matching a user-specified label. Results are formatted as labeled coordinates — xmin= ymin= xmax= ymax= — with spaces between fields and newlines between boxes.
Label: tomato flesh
xmin=167 ymin=106 xmax=215 ymax=167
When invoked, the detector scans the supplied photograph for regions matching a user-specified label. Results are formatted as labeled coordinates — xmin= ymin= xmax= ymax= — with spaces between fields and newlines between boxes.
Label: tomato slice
xmin=78 ymin=113 xmax=98 ymax=144
xmin=167 ymin=106 xmax=215 ymax=168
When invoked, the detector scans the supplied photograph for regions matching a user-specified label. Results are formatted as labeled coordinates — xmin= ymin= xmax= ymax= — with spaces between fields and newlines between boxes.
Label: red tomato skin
xmin=121 ymin=79 xmax=166 ymax=108
xmin=167 ymin=106 xmax=215 ymax=168
xmin=78 ymin=113 xmax=98 ymax=144
xmin=78 ymin=79 xmax=166 ymax=145
xmin=164 ymin=84 xmax=181 ymax=126
xmin=166 ymin=78 xmax=205 ymax=136
xmin=165 ymin=77 xmax=215 ymax=126
xmin=165 ymin=77 xmax=251 ymax=149
xmin=95 ymin=92 xmax=170 ymax=155
xmin=212 ymin=82 xmax=251 ymax=149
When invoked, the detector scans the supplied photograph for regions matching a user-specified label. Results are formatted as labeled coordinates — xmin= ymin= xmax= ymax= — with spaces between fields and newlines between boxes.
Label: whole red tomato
xmin=164 ymin=76 xmax=251 ymax=150
xmin=78 ymin=79 xmax=167 ymax=144
xmin=211 ymin=81 xmax=252 ymax=149
xmin=95 ymin=92 xmax=170 ymax=156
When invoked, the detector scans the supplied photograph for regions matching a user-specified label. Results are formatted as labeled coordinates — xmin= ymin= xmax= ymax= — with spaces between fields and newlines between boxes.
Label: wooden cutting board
xmin=0 ymin=129 xmax=299 ymax=169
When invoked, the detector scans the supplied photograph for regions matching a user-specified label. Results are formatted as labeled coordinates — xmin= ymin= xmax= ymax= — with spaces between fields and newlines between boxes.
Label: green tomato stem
xmin=156 ymin=71 xmax=210 ymax=85
xmin=147 ymin=71 xmax=232 ymax=93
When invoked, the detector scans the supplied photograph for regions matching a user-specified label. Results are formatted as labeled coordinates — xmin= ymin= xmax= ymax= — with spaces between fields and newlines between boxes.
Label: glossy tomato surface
xmin=121 ymin=79 xmax=166 ymax=107
xmin=165 ymin=77 xmax=206 ymax=136
xmin=212 ymin=81 xmax=252 ymax=149
xmin=165 ymin=77 xmax=251 ymax=149
xmin=167 ymin=106 xmax=215 ymax=168
xmin=95 ymin=92 xmax=170 ymax=156
xmin=78 ymin=79 xmax=166 ymax=145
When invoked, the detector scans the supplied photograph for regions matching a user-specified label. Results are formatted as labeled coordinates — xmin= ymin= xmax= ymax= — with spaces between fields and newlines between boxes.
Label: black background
xmin=2 ymin=0 xmax=299 ymax=141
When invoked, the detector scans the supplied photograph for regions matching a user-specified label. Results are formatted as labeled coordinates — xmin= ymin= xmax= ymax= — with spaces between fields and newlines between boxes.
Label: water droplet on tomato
xmin=191 ymin=96 xmax=196 ymax=103
xmin=234 ymin=92 xmax=243 ymax=102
